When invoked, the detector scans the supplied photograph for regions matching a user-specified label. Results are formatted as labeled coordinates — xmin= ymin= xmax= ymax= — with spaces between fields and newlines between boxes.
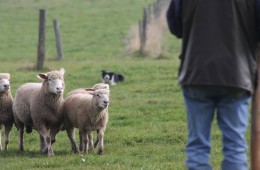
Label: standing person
xmin=167 ymin=0 xmax=259 ymax=170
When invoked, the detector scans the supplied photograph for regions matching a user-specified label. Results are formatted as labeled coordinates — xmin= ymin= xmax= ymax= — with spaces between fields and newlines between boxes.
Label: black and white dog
xmin=101 ymin=70 xmax=124 ymax=85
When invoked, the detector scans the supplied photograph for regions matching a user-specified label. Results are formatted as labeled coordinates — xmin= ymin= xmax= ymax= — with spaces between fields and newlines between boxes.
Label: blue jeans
xmin=182 ymin=85 xmax=251 ymax=170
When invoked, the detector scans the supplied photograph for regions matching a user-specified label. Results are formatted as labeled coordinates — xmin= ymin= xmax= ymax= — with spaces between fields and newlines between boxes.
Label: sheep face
xmin=93 ymin=90 xmax=109 ymax=109
xmin=38 ymin=68 xmax=65 ymax=95
xmin=48 ymin=78 xmax=64 ymax=94
xmin=0 ymin=73 xmax=10 ymax=93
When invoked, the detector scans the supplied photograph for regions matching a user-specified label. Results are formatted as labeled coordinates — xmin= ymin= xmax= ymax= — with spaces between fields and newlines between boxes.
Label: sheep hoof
xmin=41 ymin=148 xmax=48 ymax=154
xmin=48 ymin=152 xmax=55 ymax=157
xmin=73 ymin=148 xmax=79 ymax=153
xmin=88 ymin=148 xmax=95 ymax=154
xmin=19 ymin=146 xmax=24 ymax=151
xmin=97 ymin=149 xmax=103 ymax=155
xmin=51 ymin=139 xmax=56 ymax=145
xmin=79 ymin=148 xmax=85 ymax=153
xmin=26 ymin=126 xmax=32 ymax=133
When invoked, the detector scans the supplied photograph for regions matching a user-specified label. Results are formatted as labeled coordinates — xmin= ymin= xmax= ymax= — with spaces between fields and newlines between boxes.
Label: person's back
xmin=180 ymin=0 xmax=258 ymax=92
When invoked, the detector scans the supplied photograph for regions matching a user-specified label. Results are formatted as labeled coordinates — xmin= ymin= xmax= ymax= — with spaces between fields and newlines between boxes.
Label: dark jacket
xmin=178 ymin=0 xmax=258 ymax=93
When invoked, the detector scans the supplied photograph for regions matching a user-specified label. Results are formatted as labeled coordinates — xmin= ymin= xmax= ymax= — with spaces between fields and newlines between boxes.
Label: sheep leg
xmin=50 ymin=128 xmax=60 ymax=145
xmin=94 ymin=129 xmax=99 ymax=148
xmin=66 ymin=127 xmax=79 ymax=153
xmin=18 ymin=125 xmax=24 ymax=151
xmin=88 ymin=132 xmax=94 ymax=152
xmin=4 ymin=124 xmax=12 ymax=151
xmin=79 ymin=130 xmax=84 ymax=152
xmin=83 ymin=132 xmax=89 ymax=154
xmin=14 ymin=116 xmax=24 ymax=151
xmin=37 ymin=127 xmax=54 ymax=156
xmin=39 ymin=134 xmax=47 ymax=154
xmin=79 ymin=130 xmax=88 ymax=153
xmin=0 ymin=126 xmax=2 ymax=151
xmin=97 ymin=129 xmax=104 ymax=155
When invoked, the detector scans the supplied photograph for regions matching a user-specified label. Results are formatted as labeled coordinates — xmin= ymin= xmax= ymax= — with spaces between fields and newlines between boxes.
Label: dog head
xmin=101 ymin=70 xmax=124 ymax=85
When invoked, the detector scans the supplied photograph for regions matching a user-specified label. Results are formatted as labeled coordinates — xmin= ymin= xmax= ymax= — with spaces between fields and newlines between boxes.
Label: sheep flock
xmin=0 ymin=68 xmax=112 ymax=157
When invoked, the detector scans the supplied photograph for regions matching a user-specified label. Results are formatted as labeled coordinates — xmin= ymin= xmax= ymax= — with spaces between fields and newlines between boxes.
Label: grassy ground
xmin=0 ymin=0 xmax=252 ymax=169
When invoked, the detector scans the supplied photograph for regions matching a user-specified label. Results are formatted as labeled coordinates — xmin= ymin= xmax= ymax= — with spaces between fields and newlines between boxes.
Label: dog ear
xmin=118 ymin=74 xmax=124 ymax=81
xmin=101 ymin=70 xmax=107 ymax=77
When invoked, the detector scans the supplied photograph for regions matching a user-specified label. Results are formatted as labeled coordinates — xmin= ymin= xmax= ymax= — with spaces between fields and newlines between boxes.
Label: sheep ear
xmin=84 ymin=88 xmax=95 ymax=95
xmin=5 ymin=73 xmax=10 ymax=79
xmin=38 ymin=73 xmax=48 ymax=80
xmin=84 ymin=88 xmax=95 ymax=91
xmin=59 ymin=68 xmax=65 ymax=74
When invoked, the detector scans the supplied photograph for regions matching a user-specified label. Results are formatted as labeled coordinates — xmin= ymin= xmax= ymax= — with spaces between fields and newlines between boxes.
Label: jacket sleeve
xmin=166 ymin=0 xmax=182 ymax=38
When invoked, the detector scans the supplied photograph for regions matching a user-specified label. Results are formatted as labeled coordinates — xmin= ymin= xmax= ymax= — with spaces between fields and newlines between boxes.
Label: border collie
xmin=101 ymin=70 xmax=124 ymax=85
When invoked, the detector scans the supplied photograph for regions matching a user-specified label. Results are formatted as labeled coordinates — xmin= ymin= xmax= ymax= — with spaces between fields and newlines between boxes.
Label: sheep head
xmin=37 ymin=68 xmax=65 ymax=95
xmin=0 ymin=73 xmax=10 ymax=93
xmin=85 ymin=89 xmax=110 ymax=110
xmin=92 ymin=83 xmax=109 ymax=90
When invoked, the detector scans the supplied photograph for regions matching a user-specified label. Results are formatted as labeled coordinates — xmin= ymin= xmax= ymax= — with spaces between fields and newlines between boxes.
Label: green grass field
xmin=0 ymin=0 xmax=252 ymax=169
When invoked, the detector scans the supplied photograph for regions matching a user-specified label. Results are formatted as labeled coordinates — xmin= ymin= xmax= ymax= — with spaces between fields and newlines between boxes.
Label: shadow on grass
xmin=0 ymin=148 xmax=75 ymax=158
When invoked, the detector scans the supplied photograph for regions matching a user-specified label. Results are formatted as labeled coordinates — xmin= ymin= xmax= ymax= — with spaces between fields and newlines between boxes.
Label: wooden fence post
xmin=139 ymin=7 xmax=148 ymax=55
xmin=53 ymin=19 xmax=64 ymax=60
xmin=36 ymin=9 xmax=46 ymax=70
xmin=154 ymin=0 xmax=160 ymax=19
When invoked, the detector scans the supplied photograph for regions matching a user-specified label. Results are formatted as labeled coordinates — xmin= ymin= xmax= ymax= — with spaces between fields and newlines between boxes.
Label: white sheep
xmin=63 ymin=88 xmax=110 ymax=155
xmin=0 ymin=73 xmax=14 ymax=151
xmin=13 ymin=68 xmax=65 ymax=156
xmin=66 ymin=83 xmax=109 ymax=149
